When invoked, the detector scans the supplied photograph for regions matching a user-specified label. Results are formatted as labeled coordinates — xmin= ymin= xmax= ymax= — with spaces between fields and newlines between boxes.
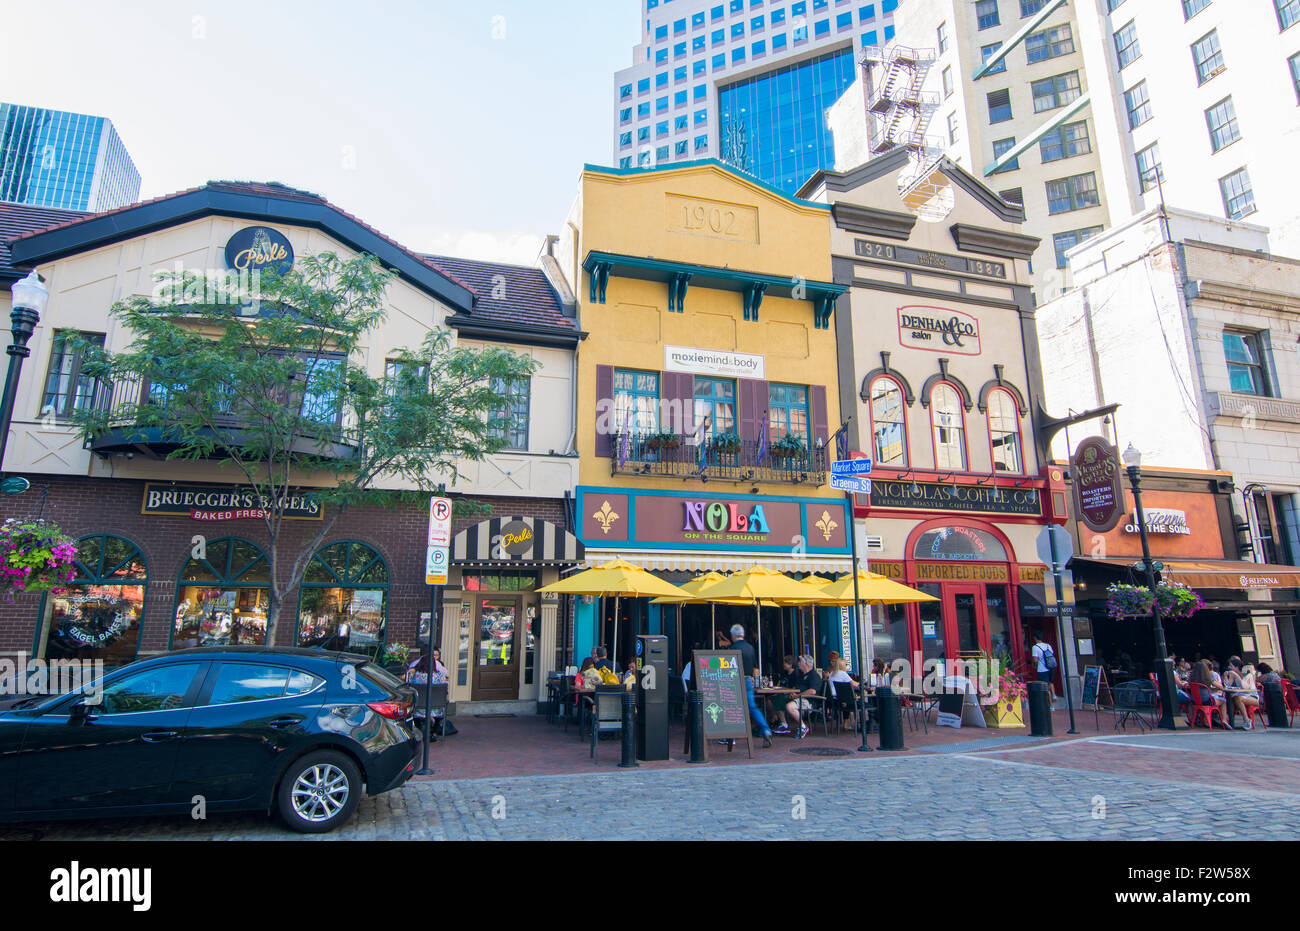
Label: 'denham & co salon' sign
xmin=142 ymin=483 xmax=322 ymax=521
xmin=664 ymin=345 xmax=765 ymax=380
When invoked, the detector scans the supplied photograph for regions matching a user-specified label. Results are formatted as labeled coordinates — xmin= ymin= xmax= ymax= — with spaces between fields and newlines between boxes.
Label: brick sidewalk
xmin=411 ymin=704 xmax=1112 ymax=781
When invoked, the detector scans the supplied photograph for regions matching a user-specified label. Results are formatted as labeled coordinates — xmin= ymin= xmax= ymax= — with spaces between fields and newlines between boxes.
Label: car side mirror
xmin=68 ymin=699 xmax=91 ymax=724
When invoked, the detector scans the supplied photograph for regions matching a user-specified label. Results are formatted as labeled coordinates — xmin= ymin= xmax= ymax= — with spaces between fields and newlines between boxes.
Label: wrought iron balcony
xmin=609 ymin=432 xmax=828 ymax=485
xmin=83 ymin=376 xmax=359 ymax=460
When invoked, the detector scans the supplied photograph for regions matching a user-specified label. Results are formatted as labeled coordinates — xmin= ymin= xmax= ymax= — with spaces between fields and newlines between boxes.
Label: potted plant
xmin=0 ymin=519 xmax=78 ymax=604
xmin=771 ymin=433 xmax=807 ymax=462
xmin=1106 ymin=582 xmax=1204 ymax=620
xmin=977 ymin=649 xmax=1027 ymax=728
xmin=712 ymin=431 xmax=741 ymax=454
xmin=645 ymin=431 xmax=680 ymax=451
xmin=381 ymin=642 xmax=412 ymax=675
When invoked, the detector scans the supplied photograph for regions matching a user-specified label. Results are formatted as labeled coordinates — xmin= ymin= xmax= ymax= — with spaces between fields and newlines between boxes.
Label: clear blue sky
xmin=1 ymin=0 xmax=639 ymax=265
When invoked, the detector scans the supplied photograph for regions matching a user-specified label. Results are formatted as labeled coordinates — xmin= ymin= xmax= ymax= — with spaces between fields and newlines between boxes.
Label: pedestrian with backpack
xmin=1031 ymin=633 xmax=1057 ymax=694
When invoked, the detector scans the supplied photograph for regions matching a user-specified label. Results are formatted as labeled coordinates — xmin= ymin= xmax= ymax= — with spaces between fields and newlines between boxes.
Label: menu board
xmin=1081 ymin=666 xmax=1109 ymax=709
xmin=694 ymin=651 xmax=749 ymax=740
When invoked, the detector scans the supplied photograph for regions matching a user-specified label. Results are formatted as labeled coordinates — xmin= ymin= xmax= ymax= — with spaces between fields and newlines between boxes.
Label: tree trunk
xmin=265 ymin=589 xmax=282 ymax=647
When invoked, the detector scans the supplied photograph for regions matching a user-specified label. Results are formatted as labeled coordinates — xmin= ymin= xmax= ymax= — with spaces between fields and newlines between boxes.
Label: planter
xmin=983 ymin=698 xmax=1026 ymax=728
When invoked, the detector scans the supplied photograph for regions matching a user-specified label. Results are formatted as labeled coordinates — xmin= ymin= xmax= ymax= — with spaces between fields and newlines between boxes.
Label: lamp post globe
xmin=1122 ymin=443 xmax=1141 ymax=470
xmin=0 ymin=270 xmax=49 ymax=477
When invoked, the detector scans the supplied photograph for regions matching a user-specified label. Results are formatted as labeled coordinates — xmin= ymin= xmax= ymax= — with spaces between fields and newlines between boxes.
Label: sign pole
xmin=419 ymin=495 xmax=454 ymax=776
xmin=1047 ymin=527 xmax=1078 ymax=734
xmin=417 ymin=582 xmax=437 ymax=775
xmin=849 ymin=488 xmax=872 ymax=753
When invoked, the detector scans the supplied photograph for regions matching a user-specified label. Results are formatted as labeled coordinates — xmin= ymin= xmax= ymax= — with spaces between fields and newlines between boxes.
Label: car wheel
xmin=277 ymin=750 xmax=361 ymax=834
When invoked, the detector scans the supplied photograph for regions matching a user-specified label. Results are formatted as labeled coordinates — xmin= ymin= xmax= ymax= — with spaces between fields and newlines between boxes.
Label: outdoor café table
xmin=574 ymin=687 xmax=596 ymax=739
xmin=754 ymin=687 xmax=797 ymax=731
xmin=901 ymin=693 xmax=939 ymax=734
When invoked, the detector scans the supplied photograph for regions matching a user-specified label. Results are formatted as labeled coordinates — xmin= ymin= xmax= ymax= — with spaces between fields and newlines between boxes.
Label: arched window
xmin=298 ymin=541 xmax=389 ymax=660
xmin=931 ymin=383 xmax=967 ymax=470
xmin=987 ymin=388 xmax=1023 ymax=472
xmin=41 ymin=535 xmax=146 ymax=668
xmin=173 ymin=538 xmax=271 ymax=648
xmin=868 ymin=376 xmax=908 ymax=467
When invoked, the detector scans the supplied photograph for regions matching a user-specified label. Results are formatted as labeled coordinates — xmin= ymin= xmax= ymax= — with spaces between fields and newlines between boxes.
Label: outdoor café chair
xmin=799 ymin=684 xmax=830 ymax=738
xmin=412 ymin=683 xmax=450 ymax=738
xmin=1111 ymin=681 xmax=1157 ymax=733
xmin=1186 ymin=682 xmax=1229 ymax=730
xmin=590 ymin=686 xmax=626 ymax=763
xmin=1283 ymin=681 xmax=1300 ymax=727
xmin=831 ymin=680 xmax=859 ymax=734
xmin=668 ymin=672 xmax=687 ymax=724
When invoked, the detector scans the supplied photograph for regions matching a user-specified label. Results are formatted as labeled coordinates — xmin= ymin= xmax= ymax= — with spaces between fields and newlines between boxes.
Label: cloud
xmin=416 ymin=229 xmax=547 ymax=267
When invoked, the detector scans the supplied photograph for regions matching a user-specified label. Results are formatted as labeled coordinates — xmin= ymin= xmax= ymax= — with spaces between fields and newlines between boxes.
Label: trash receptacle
xmin=876 ymin=686 xmax=905 ymax=751
xmin=1263 ymin=680 xmax=1290 ymax=729
xmin=1028 ymin=680 xmax=1053 ymax=736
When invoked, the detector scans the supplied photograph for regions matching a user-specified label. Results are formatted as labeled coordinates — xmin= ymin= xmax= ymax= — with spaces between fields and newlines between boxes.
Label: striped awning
xmin=453 ymin=516 xmax=584 ymax=567
xmin=578 ymin=549 xmax=853 ymax=574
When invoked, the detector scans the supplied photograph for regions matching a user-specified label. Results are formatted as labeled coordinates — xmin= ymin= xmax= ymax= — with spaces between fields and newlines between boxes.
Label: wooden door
xmin=946 ymin=584 xmax=989 ymax=658
xmin=472 ymin=595 xmax=521 ymax=701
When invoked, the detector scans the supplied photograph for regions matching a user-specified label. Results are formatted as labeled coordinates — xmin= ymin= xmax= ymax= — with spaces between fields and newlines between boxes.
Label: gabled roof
xmin=6 ymin=180 xmax=478 ymax=312
xmin=422 ymin=254 xmax=577 ymax=333
xmin=584 ymin=158 xmax=832 ymax=212
xmin=0 ymin=201 xmax=89 ymax=284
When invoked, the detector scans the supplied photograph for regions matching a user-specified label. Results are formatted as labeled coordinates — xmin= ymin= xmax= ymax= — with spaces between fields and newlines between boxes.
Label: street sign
xmin=831 ymin=474 xmax=872 ymax=494
xmin=1036 ymin=524 xmax=1073 ymax=570
xmin=425 ymin=495 xmax=453 ymax=585
xmin=0 ymin=476 xmax=30 ymax=495
xmin=831 ymin=458 xmax=873 ymax=476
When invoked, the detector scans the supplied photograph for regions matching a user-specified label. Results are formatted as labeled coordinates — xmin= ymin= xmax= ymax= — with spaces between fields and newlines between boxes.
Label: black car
xmin=0 ymin=646 xmax=419 ymax=833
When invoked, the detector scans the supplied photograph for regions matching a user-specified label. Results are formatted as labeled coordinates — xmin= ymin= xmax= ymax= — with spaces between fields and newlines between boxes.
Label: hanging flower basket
xmin=771 ymin=433 xmax=807 ymax=462
xmin=0 ymin=519 xmax=78 ymax=603
xmin=1106 ymin=582 xmax=1204 ymax=620
xmin=712 ymin=431 xmax=741 ymax=453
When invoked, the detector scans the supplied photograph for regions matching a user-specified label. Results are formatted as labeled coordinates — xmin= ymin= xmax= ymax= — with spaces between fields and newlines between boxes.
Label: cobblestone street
xmin=6 ymin=730 xmax=1300 ymax=841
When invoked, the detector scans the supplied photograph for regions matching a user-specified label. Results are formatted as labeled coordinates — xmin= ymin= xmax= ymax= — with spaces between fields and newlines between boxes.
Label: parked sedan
xmin=0 ymin=646 xmax=419 ymax=833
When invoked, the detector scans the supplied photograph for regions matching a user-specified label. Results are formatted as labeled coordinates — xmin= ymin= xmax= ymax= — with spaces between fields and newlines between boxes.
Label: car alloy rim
xmin=291 ymin=763 xmax=350 ymax=823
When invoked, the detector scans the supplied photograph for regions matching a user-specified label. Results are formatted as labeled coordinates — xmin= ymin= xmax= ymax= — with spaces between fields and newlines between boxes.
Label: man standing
xmin=1031 ymin=633 xmax=1056 ymax=704
xmin=729 ymin=624 xmax=773 ymax=748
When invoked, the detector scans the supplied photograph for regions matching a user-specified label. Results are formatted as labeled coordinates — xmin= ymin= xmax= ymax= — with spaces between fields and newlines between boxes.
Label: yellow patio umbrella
xmin=695 ymin=566 xmax=824 ymax=677
xmin=650 ymin=571 xmax=729 ymax=653
xmin=818 ymin=570 xmax=939 ymax=605
xmin=539 ymin=559 xmax=687 ymax=670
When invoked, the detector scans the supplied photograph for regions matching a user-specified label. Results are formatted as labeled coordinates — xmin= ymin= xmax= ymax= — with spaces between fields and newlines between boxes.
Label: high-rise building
xmin=829 ymin=0 xmax=1300 ymax=300
xmin=0 ymin=103 xmax=141 ymax=211
xmin=612 ymin=0 xmax=899 ymax=193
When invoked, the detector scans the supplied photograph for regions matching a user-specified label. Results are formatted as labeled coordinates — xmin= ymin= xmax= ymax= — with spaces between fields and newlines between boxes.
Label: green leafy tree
xmin=75 ymin=252 xmax=537 ymax=646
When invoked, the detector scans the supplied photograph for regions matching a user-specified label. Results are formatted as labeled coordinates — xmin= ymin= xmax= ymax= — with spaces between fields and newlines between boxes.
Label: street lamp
xmin=1122 ymin=443 xmax=1180 ymax=729
xmin=0 ymin=271 xmax=49 ymax=476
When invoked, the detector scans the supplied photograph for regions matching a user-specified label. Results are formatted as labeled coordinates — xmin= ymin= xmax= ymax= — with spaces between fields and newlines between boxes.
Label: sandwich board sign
xmin=692 ymin=650 xmax=754 ymax=760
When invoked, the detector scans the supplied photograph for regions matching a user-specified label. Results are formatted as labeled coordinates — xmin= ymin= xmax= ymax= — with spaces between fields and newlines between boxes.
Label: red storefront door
xmin=945 ymin=584 xmax=990 ymax=657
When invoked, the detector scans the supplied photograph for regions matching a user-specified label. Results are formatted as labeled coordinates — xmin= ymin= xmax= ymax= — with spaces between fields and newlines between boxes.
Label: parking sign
xmin=426 ymin=496 xmax=452 ymax=584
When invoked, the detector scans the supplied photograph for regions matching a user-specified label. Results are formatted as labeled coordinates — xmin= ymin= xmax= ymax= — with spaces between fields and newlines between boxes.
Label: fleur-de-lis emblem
xmin=815 ymin=510 xmax=838 ymax=542
xmin=592 ymin=500 xmax=620 ymax=534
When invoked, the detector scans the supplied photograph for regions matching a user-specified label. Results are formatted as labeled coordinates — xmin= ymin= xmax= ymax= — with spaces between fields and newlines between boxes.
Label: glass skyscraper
xmin=717 ymin=46 xmax=857 ymax=194
xmin=0 ymin=104 xmax=141 ymax=211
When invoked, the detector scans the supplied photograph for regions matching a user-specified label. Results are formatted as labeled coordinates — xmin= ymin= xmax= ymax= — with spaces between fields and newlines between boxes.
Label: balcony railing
xmin=609 ymin=432 xmax=828 ymax=485
xmin=83 ymin=376 xmax=359 ymax=460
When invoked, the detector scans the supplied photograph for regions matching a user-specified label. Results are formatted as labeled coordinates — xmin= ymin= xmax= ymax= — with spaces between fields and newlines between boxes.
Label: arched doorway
xmin=38 ymin=534 xmax=147 ymax=668
xmin=172 ymin=538 xmax=271 ymax=648
xmin=297 ymin=541 xmax=390 ymax=659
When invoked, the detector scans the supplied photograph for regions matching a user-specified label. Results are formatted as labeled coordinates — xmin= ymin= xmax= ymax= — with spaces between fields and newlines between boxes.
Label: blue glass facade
xmin=717 ymin=46 xmax=857 ymax=194
xmin=0 ymin=104 xmax=141 ymax=211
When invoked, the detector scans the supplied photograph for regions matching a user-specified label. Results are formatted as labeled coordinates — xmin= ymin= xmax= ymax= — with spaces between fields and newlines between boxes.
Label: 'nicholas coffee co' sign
xmin=1071 ymin=437 xmax=1124 ymax=533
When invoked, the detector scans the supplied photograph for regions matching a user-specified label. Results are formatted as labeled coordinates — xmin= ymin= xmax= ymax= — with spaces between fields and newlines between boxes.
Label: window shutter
xmin=811 ymin=385 xmax=829 ymax=449
xmin=595 ymin=365 xmax=614 ymax=457
xmin=737 ymin=379 xmax=769 ymax=445
xmin=662 ymin=371 xmax=695 ymax=437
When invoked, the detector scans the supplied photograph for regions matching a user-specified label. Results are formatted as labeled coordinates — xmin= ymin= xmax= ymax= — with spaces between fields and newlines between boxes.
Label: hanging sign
xmin=1071 ymin=436 xmax=1124 ymax=533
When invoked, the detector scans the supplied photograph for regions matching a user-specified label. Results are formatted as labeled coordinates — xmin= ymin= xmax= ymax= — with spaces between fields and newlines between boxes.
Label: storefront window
xmin=768 ymin=383 xmax=810 ymax=447
xmin=41 ymin=534 xmax=146 ymax=668
xmin=173 ymin=538 xmax=271 ymax=648
xmin=298 ymin=541 xmax=389 ymax=659
xmin=931 ymin=383 xmax=967 ymax=470
xmin=693 ymin=376 xmax=736 ymax=439
xmin=876 ymin=603 xmax=910 ymax=665
xmin=987 ymin=389 xmax=1023 ymax=472
xmin=918 ymin=583 xmax=945 ymax=664
xmin=869 ymin=376 xmax=908 ymax=467
xmin=986 ymin=584 xmax=1012 ymax=663
xmin=463 ymin=572 xmax=538 ymax=592
xmin=614 ymin=369 xmax=660 ymax=435
xmin=914 ymin=527 xmax=1008 ymax=562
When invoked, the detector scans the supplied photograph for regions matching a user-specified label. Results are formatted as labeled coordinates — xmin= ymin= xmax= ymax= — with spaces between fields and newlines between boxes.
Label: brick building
xmin=0 ymin=184 xmax=584 ymax=710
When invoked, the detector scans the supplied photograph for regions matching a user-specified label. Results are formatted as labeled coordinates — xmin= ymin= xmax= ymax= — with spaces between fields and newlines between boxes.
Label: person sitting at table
xmin=1171 ymin=661 xmax=1191 ymax=708
xmin=1222 ymin=656 xmax=1260 ymax=729
xmin=407 ymin=649 xmax=448 ymax=685
xmin=592 ymin=645 xmax=615 ymax=674
xmin=824 ymin=652 xmax=858 ymax=727
xmin=578 ymin=657 xmax=604 ymax=690
xmin=1189 ymin=659 xmax=1228 ymax=724
xmin=869 ymin=658 xmax=891 ymax=688
xmin=770 ymin=656 xmax=799 ymax=734
xmin=784 ymin=654 xmax=823 ymax=740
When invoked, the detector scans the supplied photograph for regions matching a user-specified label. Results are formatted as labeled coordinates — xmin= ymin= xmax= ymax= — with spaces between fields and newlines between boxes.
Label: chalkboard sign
xmin=1081 ymin=665 xmax=1110 ymax=709
xmin=695 ymin=651 xmax=749 ymax=738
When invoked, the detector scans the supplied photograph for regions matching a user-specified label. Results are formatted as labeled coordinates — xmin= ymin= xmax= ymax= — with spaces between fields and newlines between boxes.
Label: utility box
xmin=635 ymin=634 xmax=669 ymax=761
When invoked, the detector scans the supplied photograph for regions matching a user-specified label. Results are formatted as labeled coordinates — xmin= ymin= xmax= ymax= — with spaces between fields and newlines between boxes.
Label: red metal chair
xmin=1186 ymin=682 xmax=1228 ymax=729
xmin=1236 ymin=687 xmax=1266 ymax=730
xmin=1282 ymin=681 xmax=1300 ymax=726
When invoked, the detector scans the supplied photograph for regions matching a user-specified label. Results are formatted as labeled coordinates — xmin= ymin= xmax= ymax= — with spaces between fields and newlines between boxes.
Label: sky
xmin=1 ymin=0 xmax=640 ymax=266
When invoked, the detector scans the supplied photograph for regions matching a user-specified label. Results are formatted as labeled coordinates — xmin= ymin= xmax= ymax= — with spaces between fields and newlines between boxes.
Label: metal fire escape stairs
xmin=862 ymin=43 xmax=949 ymax=216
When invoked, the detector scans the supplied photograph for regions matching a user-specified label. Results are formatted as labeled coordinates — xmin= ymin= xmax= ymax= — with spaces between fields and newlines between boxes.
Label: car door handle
xmin=141 ymin=731 xmax=178 ymax=743
xmin=268 ymin=716 xmax=303 ymax=729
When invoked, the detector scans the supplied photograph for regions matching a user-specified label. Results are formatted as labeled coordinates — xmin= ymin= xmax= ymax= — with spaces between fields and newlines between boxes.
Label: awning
xmin=578 ymin=549 xmax=853 ymax=575
xmin=453 ymin=516 xmax=584 ymax=567
xmin=1071 ymin=556 xmax=1300 ymax=591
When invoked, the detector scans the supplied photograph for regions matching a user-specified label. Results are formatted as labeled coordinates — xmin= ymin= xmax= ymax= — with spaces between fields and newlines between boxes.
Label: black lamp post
xmin=0 ymin=271 xmax=49 ymax=476
xmin=1122 ymin=443 xmax=1180 ymax=729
